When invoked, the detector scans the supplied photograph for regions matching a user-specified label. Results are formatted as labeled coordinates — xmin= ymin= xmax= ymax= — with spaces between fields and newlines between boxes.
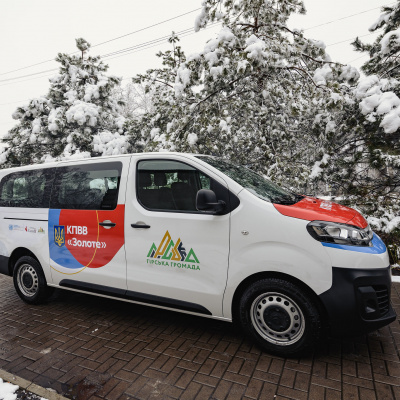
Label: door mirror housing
xmin=196 ymin=189 xmax=226 ymax=214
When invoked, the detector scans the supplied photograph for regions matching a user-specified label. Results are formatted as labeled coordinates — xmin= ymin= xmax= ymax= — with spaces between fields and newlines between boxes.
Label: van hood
xmin=273 ymin=197 xmax=368 ymax=229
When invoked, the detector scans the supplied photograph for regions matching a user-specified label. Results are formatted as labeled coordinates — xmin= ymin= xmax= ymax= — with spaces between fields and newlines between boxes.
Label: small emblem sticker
xmin=9 ymin=224 xmax=24 ymax=231
xmin=54 ymin=225 xmax=65 ymax=247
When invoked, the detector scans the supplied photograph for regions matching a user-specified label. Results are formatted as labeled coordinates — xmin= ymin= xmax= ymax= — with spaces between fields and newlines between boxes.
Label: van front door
xmin=48 ymin=159 xmax=129 ymax=293
xmin=124 ymin=156 xmax=230 ymax=317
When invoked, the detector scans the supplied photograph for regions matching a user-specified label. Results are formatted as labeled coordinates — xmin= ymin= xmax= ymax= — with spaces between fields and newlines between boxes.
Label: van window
xmin=0 ymin=169 xmax=54 ymax=208
xmin=137 ymin=160 xmax=211 ymax=212
xmin=50 ymin=162 xmax=122 ymax=210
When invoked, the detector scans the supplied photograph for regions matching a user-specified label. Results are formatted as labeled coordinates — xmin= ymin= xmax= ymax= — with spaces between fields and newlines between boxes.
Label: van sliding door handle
xmin=131 ymin=223 xmax=151 ymax=229
xmin=99 ymin=221 xmax=116 ymax=228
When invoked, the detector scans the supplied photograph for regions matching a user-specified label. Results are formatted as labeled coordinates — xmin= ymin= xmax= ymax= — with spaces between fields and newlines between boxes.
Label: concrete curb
xmin=0 ymin=369 xmax=69 ymax=400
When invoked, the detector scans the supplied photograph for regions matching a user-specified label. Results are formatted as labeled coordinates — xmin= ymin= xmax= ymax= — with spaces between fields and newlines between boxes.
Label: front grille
xmin=373 ymin=285 xmax=390 ymax=316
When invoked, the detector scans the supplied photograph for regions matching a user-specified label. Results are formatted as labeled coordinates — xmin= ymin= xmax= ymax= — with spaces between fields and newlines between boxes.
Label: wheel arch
xmin=8 ymin=247 xmax=40 ymax=276
xmin=231 ymin=271 xmax=328 ymax=325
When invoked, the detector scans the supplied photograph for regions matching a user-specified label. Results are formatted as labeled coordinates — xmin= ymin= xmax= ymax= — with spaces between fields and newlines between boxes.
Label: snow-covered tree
xmin=2 ymin=38 xmax=129 ymax=167
xmin=127 ymin=1 xmax=357 ymax=193
xmin=348 ymin=2 xmax=400 ymax=233
xmin=352 ymin=1 xmax=400 ymax=137
xmin=126 ymin=0 xmax=399 ymax=236
xmin=353 ymin=2 xmax=400 ymax=79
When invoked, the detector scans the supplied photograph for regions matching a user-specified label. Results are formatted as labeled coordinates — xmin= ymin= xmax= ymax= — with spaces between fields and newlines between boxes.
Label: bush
xmin=377 ymin=229 xmax=400 ymax=266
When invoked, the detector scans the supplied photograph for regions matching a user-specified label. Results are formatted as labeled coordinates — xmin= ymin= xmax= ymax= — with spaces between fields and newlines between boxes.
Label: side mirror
xmin=196 ymin=189 xmax=226 ymax=214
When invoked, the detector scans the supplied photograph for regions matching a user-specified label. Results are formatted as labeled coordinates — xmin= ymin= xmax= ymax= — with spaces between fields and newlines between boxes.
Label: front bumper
xmin=319 ymin=266 xmax=396 ymax=337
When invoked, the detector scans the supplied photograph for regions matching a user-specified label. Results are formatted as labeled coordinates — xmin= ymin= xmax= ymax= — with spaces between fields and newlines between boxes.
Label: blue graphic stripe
xmin=49 ymin=209 xmax=84 ymax=269
xmin=322 ymin=233 xmax=386 ymax=254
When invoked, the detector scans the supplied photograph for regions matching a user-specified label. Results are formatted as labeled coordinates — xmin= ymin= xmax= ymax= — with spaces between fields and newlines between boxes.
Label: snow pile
xmin=31 ymin=118 xmax=42 ymax=135
xmin=66 ymin=101 xmax=99 ymax=126
xmin=61 ymin=148 xmax=91 ymax=161
xmin=369 ymin=9 xmax=393 ymax=31
xmin=204 ymin=51 xmax=219 ymax=67
xmin=313 ymin=65 xmax=332 ymax=86
xmin=174 ymin=67 xmax=192 ymax=97
xmin=380 ymin=28 xmax=400 ymax=55
xmin=12 ymin=97 xmax=49 ymax=121
xmin=150 ymin=127 xmax=160 ymax=139
xmin=325 ymin=120 xmax=336 ymax=133
xmin=175 ymin=27 xmax=236 ymax=96
xmin=310 ymin=154 xmax=330 ymax=179
xmin=210 ymin=66 xmax=224 ymax=80
xmin=368 ymin=212 xmax=400 ymax=234
xmin=84 ymin=84 xmax=102 ymax=102
xmin=309 ymin=39 xmax=326 ymax=50
xmin=92 ymin=131 xmax=129 ymax=156
xmin=187 ymin=133 xmax=198 ymax=146
xmin=355 ymin=75 xmax=400 ymax=133
xmin=48 ymin=108 xmax=64 ymax=134
xmin=204 ymin=27 xmax=235 ymax=54
xmin=244 ymin=35 xmax=266 ymax=63
xmin=0 ymin=378 xmax=19 ymax=400
xmin=237 ymin=60 xmax=249 ymax=72
xmin=338 ymin=65 xmax=360 ymax=84
xmin=194 ymin=4 xmax=208 ymax=32
xmin=115 ymin=116 xmax=126 ymax=131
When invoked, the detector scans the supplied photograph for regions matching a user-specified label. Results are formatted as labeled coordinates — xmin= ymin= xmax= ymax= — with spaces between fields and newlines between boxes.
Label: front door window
xmin=136 ymin=159 xmax=211 ymax=212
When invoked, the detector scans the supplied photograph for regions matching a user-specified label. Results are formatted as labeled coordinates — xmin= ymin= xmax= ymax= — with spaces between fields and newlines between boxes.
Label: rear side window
xmin=50 ymin=162 xmax=122 ymax=210
xmin=0 ymin=168 xmax=54 ymax=208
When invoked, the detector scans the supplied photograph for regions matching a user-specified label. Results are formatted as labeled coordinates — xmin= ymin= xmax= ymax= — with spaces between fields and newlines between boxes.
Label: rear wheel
xmin=13 ymin=256 xmax=53 ymax=304
xmin=238 ymin=278 xmax=321 ymax=357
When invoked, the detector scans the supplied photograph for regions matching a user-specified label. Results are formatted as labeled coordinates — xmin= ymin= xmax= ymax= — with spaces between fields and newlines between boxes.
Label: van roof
xmin=0 ymin=152 xmax=208 ymax=173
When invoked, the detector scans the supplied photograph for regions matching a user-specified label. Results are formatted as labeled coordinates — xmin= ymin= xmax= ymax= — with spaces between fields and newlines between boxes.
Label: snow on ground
xmin=393 ymin=275 xmax=400 ymax=283
xmin=0 ymin=378 xmax=18 ymax=400
xmin=0 ymin=379 xmax=48 ymax=400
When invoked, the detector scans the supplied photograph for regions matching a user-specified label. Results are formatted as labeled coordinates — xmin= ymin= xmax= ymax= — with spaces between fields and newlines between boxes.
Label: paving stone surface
xmin=0 ymin=274 xmax=399 ymax=400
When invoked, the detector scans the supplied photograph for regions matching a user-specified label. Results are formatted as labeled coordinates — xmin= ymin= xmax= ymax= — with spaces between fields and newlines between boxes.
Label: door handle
xmin=131 ymin=223 xmax=151 ymax=229
xmin=99 ymin=220 xmax=116 ymax=228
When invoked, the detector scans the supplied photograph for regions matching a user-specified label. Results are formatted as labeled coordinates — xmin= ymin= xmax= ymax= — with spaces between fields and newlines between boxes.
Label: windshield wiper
xmin=275 ymin=194 xmax=304 ymax=205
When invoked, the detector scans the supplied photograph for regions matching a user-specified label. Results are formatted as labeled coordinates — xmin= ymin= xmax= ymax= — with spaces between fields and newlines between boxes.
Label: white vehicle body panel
xmin=0 ymin=152 xmax=394 ymax=338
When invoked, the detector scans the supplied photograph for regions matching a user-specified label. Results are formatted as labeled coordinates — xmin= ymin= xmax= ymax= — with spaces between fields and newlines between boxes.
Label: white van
xmin=0 ymin=153 xmax=395 ymax=356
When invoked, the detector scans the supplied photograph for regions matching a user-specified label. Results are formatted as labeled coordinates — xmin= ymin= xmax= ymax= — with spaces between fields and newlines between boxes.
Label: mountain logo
xmin=147 ymin=230 xmax=199 ymax=263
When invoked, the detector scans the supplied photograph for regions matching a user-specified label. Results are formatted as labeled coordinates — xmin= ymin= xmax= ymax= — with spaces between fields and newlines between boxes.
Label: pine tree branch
xmin=284 ymin=66 xmax=325 ymax=90
xmin=278 ymin=25 xmax=301 ymax=37
xmin=138 ymin=76 xmax=174 ymax=89
xmin=380 ymin=53 xmax=400 ymax=77
xmin=301 ymin=53 xmax=344 ymax=66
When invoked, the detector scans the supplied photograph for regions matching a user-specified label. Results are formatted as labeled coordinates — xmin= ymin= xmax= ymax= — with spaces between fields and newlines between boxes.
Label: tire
xmin=238 ymin=278 xmax=322 ymax=357
xmin=13 ymin=256 xmax=54 ymax=304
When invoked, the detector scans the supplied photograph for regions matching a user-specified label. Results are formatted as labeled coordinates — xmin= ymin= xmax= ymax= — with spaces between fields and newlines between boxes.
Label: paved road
xmin=0 ymin=275 xmax=399 ymax=400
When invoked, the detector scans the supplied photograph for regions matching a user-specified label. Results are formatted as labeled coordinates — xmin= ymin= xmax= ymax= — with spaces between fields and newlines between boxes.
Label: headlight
xmin=307 ymin=221 xmax=373 ymax=246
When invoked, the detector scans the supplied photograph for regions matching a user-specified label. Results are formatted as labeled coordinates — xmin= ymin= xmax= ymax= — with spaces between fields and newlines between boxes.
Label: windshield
xmin=196 ymin=156 xmax=302 ymax=205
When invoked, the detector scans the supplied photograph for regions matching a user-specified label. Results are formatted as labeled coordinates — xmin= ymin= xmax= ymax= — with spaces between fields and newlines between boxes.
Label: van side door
xmin=48 ymin=158 xmax=129 ymax=292
xmin=124 ymin=155 xmax=231 ymax=317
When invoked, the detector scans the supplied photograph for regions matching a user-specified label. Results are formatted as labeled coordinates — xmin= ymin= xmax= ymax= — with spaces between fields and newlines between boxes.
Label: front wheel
xmin=13 ymin=256 xmax=53 ymax=304
xmin=238 ymin=278 xmax=322 ymax=357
